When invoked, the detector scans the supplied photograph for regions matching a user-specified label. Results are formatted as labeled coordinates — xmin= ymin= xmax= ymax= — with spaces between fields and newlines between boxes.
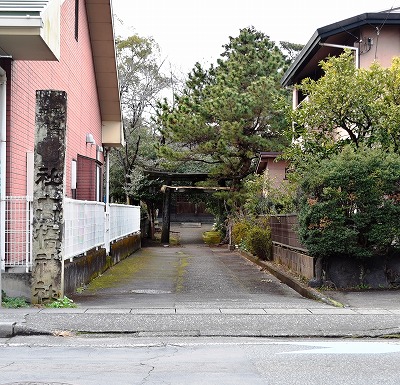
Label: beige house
xmin=281 ymin=8 xmax=400 ymax=100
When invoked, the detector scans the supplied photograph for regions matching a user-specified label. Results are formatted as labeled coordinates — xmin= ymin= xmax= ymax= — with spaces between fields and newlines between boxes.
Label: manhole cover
xmin=131 ymin=289 xmax=172 ymax=294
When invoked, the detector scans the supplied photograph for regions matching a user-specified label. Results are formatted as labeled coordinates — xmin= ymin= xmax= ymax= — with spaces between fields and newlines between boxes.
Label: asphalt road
xmin=1 ymin=336 xmax=400 ymax=385
xmin=1 ymin=223 xmax=400 ymax=384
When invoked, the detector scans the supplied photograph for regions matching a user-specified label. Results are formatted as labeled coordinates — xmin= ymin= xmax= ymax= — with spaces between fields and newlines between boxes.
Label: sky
xmin=112 ymin=0 xmax=400 ymax=75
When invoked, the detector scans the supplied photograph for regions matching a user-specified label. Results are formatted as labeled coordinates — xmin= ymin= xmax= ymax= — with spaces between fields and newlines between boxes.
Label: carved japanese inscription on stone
xmin=31 ymin=90 xmax=67 ymax=304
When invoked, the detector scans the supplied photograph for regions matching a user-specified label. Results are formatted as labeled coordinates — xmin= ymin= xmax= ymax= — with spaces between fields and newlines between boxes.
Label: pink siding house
xmin=1 ymin=0 xmax=122 ymax=201
xmin=0 ymin=0 xmax=126 ymax=299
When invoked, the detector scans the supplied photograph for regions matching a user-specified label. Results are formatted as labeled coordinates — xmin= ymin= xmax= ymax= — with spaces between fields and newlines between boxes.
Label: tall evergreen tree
xmin=156 ymin=27 xmax=290 ymax=188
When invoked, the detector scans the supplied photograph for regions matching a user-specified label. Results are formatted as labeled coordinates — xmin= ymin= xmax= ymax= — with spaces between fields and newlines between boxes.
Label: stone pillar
xmin=31 ymin=90 xmax=67 ymax=304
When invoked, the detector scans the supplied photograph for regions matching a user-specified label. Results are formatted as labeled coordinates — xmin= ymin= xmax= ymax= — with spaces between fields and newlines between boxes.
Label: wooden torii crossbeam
xmin=161 ymin=185 xmax=230 ymax=193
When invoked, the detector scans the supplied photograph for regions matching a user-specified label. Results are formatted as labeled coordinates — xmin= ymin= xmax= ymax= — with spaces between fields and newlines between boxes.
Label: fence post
xmin=26 ymin=196 xmax=33 ymax=272
xmin=104 ymin=149 xmax=110 ymax=254
xmin=31 ymin=90 xmax=67 ymax=304
xmin=104 ymin=204 xmax=110 ymax=254
xmin=0 ymin=67 xmax=6 ymax=303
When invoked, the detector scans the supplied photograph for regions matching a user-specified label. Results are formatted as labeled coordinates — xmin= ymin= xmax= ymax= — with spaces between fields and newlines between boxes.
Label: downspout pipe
xmin=0 ymin=66 xmax=7 ymax=305
xmin=319 ymin=42 xmax=359 ymax=68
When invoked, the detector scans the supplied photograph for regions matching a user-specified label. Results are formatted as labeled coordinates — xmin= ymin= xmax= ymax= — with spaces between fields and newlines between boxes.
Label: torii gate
xmin=160 ymin=185 xmax=230 ymax=243
xmin=144 ymin=171 xmax=229 ymax=243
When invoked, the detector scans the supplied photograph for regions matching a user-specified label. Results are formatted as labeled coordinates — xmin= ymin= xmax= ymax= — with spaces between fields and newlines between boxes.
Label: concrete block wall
xmin=272 ymin=244 xmax=315 ymax=280
xmin=270 ymin=214 xmax=314 ymax=280
xmin=2 ymin=233 xmax=142 ymax=300
xmin=64 ymin=233 xmax=141 ymax=295
xmin=2 ymin=272 xmax=32 ymax=300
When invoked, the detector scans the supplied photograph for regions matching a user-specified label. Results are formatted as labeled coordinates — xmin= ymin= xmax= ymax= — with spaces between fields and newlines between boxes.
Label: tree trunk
xmin=147 ymin=202 xmax=156 ymax=240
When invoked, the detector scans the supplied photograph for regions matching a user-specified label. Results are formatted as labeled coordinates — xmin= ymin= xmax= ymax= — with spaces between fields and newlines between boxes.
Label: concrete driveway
xmin=71 ymin=222 xmax=320 ymax=309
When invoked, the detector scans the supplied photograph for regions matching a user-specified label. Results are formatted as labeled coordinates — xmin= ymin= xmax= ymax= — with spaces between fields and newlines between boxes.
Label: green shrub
xmin=231 ymin=221 xmax=250 ymax=245
xmin=231 ymin=218 xmax=272 ymax=260
xmin=45 ymin=296 xmax=77 ymax=308
xmin=297 ymin=147 xmax=400 ymax=260
xmin=1 ymin=290 xmax=29 ymax=308
xmin=202 ymin=230 xmax=222 ymax=245
xmin=246 ymin=226 xmax=272 ymax=260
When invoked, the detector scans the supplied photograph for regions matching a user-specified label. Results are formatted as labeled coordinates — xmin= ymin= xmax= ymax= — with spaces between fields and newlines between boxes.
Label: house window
xmin=76 ymin=155 xmax=102 ymax=201
xmin=96 ymin=163 xmax=102 ymax=201
xmin=71 ymin=159 xmax=77 ymax=198
xmin=75 ymin=0 xmax=79 ymax=41
xmin=26 ymin=152 xmax=34 ymax=197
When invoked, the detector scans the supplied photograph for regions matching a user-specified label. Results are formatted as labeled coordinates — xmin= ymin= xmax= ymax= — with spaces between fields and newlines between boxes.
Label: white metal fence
xmin=109 ymin=203 xmax=141 ymax=242
xmin=2 ymin=196 xmax=33 ymax=272
xmin=63 ymin=198 xmax=106 ymax=260
xmin=2 ymin=196 xmax=141 ymax=271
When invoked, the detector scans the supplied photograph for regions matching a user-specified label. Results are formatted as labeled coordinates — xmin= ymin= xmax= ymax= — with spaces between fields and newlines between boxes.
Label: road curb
xmin=0 ymin=318 xmax=53 ymax=338
xmin=238 ymin=250 xmax=343 ymax=307
xmin=0 ymin=321 xmax=16 ymax=338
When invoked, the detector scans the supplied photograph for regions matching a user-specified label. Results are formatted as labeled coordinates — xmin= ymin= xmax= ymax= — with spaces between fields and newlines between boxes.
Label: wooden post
xmin=31 ymin=90 xmax=67 ymax=304
xmin=161 ymin=183 xmax=171 ymax=244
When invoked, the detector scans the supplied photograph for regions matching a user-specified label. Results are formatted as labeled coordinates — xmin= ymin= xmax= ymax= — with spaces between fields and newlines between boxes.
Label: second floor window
xmin=75 ymin=0 xmax=79 ymax=41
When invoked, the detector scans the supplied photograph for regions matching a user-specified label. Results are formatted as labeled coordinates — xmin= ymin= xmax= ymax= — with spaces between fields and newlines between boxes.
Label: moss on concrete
xmin=87 ymin=249 xmax=152 ymax=292
xmin=175 ymin=256 xmax=189 ymax=292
